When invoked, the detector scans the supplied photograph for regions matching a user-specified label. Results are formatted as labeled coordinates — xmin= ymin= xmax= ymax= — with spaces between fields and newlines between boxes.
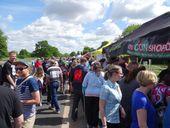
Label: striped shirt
xmin=47 ymin=66 xmax=62 ymax=82
xmin=16 ymin=76 xmax=39 ymax=119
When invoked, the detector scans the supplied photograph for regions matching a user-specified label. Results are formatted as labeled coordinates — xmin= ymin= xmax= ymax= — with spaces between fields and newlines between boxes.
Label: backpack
xmin=73 ymin=68 xmax=83 ymax=82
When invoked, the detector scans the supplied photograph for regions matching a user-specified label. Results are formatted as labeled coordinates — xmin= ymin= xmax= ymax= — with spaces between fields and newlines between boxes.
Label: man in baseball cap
xmin=15 ymin=60 xmax=40 ymax=128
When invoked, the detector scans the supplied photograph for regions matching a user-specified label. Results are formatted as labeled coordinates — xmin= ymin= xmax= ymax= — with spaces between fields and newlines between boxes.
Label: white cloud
xmin=7 ymin=16 xmax=85 ymax=53
xmin=102 ymin=0 xmax=112 ymax=7
xmin=122 ymin=17 xmax=145 ymax=25
xmin=110 ymin=0 xmax=170 ymax=25
xmin=96 ymin=19 xmax=122 ymax=36
xmin=4 ymin=0 xmax=170 ymax=54
xmin=43 ymin=0 xmax=105 ymax=23
xmin=7 ymin=16 xmax=121 ymax=53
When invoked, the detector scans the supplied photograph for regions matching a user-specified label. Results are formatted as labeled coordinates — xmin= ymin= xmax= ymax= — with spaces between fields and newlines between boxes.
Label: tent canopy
xmin=91 ymin=41 xmax=112 ymax=56
xmin=104 ymin=12 xmax=170 ymax=59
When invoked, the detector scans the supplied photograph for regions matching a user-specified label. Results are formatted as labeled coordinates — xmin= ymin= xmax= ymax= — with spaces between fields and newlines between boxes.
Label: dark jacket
xmin=70 ymin=64 xmax=87 ymax=91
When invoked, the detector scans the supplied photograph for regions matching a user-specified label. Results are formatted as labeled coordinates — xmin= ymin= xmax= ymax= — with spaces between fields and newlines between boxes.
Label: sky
xmin=0 ymin=0 xmax=170 ymax=54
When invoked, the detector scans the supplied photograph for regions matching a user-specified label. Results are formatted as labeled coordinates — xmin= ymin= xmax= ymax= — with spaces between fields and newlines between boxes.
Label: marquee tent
xmin=91 ymin=41 xmax=112 ymax=57
xmin=103 ymin=12 xmax=170 ymax=59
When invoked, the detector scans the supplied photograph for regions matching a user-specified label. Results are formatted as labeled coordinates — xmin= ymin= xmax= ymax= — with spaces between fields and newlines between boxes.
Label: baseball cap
xmin=14 ymin=60 xmax=29 ymax=68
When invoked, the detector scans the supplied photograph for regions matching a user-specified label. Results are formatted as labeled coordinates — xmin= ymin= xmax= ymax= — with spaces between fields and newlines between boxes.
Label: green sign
xmin=127 ymin=34 xmax=170 ymax=58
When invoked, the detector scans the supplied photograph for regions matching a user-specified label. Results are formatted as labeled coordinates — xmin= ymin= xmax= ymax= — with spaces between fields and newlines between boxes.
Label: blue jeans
xmin=50 ymin=81 xmax=60 ymax=111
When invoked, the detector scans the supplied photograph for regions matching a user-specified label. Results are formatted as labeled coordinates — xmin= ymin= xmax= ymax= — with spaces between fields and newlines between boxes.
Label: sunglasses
xmin=15 ymin=67 xmax=28 ymax=71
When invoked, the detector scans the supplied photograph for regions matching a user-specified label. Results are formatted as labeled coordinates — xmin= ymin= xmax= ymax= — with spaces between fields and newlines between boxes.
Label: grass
xmin=142 ymin=64 xmax=167 ymax=75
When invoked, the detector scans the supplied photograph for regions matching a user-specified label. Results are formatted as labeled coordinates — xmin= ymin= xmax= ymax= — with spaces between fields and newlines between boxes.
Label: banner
xmin=104 ymin=41 xmax=128 ymax=57
xmin=127 ymin=33 xmax=170 ymax=58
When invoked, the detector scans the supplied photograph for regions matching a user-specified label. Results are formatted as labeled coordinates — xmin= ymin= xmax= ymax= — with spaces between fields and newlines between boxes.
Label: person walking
xmin=15 ymin=61 xmax=40 ymax=128
xmin=82 ymin=62 xmax=105 ymax=128
xmin=47 ymin=60 xmax=63 ymax=114
xmin=99 ymin=64 xmax=126 ymax=128
xmin=70 ymin=57 xmax=88 ymax=121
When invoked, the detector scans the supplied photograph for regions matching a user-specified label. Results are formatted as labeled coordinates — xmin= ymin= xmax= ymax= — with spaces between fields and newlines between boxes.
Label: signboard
xmin=127 ymin=33 xmax=170 ymax=58
xmin=107 ymin=41 xmax=128 ymax=57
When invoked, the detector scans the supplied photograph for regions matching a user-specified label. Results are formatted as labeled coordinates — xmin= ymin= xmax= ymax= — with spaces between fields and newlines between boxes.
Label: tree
xmin=70 ymin=51 xmax=76 ymax=57
xmin=122 ymin=24 xmax=141 ymax=37
xmin=82 ymin=46 xmax=95 ymax=54
xmin=62 ymin=53 xmax=69 ymax=57
xmin=34 ymin=40 xmax=49 ymax=57
xmin=33 ymin=40 xmax=61 ymax=57
xmin=50 ymin=46 xmax=61 ymax=57
xmin=18 ymin=49 xmax=31 ymax=58
xmin=0 ymin=29 xmax=8 ymax=59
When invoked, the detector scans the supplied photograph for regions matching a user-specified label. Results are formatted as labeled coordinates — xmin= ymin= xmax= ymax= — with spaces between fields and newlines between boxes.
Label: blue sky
xmin=0 ymin=0 xmax=170 ymax=53
xmin=0 ymin=0 xmax=44 ymax=30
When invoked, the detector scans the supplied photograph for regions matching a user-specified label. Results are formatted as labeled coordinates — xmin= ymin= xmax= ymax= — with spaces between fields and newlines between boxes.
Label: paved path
xmin=34 ymin=93 xmax=86 ymax=128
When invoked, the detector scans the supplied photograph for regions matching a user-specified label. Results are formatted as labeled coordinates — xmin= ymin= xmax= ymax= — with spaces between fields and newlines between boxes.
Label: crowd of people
xmin=0 ymin=50 xmax=170 ymax=128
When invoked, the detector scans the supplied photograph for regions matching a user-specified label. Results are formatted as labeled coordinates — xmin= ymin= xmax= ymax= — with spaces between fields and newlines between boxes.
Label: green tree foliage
xmin=18 ymin=49 xmax=31 ymax=59
xmin=122 ymin=24 xmax=141 ymax=37
xmin=62 ymin=53 xmax=69 ymax=57
xmin=82 ymin=46 xmax=95 ymax=54
xmin=0 ymin=29 xmax=8 ymax=59
xmin=50 ymin=46 xmax=61 ymax=57
xmin=70 ymin=51 xmax=76 ymax=57
xmin=33 ymin=40 xmax=61 ymax=58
